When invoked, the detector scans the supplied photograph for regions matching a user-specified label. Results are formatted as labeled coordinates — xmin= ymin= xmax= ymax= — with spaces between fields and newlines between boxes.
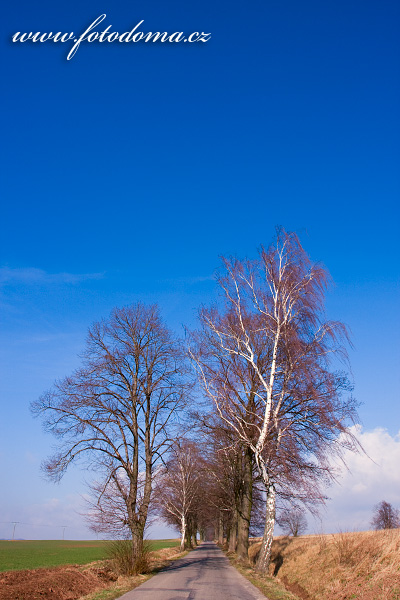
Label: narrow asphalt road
xmin=117 ymin=542 xmax=267 ymax=600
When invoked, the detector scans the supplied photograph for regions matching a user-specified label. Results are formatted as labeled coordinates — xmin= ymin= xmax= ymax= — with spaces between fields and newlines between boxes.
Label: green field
xmin=0 ymin=539 xmax=179 ymax=572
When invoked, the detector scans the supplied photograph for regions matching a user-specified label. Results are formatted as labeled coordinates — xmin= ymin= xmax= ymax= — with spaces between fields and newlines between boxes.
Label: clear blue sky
xmin=1 ymin=0 xmax=399 ymax=540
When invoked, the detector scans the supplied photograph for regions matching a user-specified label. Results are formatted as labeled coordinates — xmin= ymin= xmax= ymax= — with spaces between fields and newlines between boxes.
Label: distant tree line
xmin=32 ymin=228 xmax=360 ymax=574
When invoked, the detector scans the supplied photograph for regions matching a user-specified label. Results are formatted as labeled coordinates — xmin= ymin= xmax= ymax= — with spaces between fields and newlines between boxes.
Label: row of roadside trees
xmin=32 ymin=229 xmax=360 ymax=573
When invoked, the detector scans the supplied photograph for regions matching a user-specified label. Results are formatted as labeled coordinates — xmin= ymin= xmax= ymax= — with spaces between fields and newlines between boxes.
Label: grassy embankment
xmin=0 ymin=539 xmax=177 ymax=572
xmin=244 ymin=529 xmax=400 ymax=600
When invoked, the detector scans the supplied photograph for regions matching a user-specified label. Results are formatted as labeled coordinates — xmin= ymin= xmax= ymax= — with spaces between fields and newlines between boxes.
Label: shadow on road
xmin=159 ymin=543 xmax=228 ymax=573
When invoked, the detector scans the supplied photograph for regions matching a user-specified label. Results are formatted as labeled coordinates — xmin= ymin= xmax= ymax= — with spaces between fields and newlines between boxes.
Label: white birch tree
xmin=190 ymin=229 xmax=359 ymax=571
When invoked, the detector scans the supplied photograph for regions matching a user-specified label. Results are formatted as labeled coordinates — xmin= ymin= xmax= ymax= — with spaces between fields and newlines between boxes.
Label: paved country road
xmin=117 ymin=542 xmax=267 ymax=600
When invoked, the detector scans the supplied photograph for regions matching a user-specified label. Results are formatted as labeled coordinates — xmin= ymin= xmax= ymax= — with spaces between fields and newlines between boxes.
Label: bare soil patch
xmin=0 ymin=565 xmax=116 ymax=600
xmin=280 ymin=576 xmax=311 ymax=600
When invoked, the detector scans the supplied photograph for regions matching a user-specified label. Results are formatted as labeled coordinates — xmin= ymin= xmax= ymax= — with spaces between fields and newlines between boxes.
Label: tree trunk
xmin=237 ymin=448 xmax=253 ymax=561
xmin=131 ymin=520 xmax=144 ymax=567
xmin=218 ymin=513 xmax=224 ymax=545
xmin=226 ymin=508 xmax=238 ymax=552
xmin=185 ymin=521 xmax=192 ymax=548
xmin=255 ymin=484 xmax=276 ymax=573
xmin=228 ymin=512 xmax=237 ymax=552
xmin=180 ymin=514 xmax=186 ymax=551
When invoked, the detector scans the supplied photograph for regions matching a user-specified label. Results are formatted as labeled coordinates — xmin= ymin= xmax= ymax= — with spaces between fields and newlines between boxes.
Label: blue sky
xmin=1 ymin=0 xmax=399 ymax=540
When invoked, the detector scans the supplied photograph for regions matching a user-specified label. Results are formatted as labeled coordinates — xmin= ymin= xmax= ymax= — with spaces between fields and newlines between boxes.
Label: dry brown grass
xmin=249 ymin=529 xmax=400 ymax=600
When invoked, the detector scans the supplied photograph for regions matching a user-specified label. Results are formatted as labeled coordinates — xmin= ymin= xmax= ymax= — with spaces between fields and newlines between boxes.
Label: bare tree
xmin=155 ymin=440 xmax=201 ymax=550
xmin=371 ymin=501 xmax=400 ymax=530
xmin=85 ymin=475 xmax=132 ymax=539
xmin=202 ymin=421 xmax=255 ymax=559
xmin=84 ymin=470 xmax=158 ymax=539
xmin=277 ymin=506 xmax=307 ymax=536
xmin=189 ymin=325 xmax=263 ymax=560
xmin=32 ymin=303 xmax=189 ymax=568
xmin=191 ymin=229 xmax=359 ymax=571
xmin=204 ymin=428 xmax=242 ymax=549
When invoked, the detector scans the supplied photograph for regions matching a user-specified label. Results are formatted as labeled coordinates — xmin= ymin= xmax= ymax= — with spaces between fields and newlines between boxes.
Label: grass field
xmin=0 ymin=539 xmax=179 ymax=572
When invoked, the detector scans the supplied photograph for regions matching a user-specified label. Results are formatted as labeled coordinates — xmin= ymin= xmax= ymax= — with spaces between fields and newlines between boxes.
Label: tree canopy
xmin=33 ymin=230 xmax=361 ymax=572
xmin=32 ymin=303 xmax=189 ymax=571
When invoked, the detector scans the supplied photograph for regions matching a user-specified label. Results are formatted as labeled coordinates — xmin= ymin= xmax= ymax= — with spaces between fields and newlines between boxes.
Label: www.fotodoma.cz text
xmin=12 ymin=14 xmax=212 ymax=60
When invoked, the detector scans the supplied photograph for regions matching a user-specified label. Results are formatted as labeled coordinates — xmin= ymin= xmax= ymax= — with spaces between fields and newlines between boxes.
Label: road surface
xmin=117 ymin=542 xmax=266 ymax=600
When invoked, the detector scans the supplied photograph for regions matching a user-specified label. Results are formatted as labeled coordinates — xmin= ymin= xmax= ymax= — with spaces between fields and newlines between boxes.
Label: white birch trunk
xmin=180 ymin=514 xmax=186 ymax=551
xmin=256 ymin=484 xmax=276 ymax=573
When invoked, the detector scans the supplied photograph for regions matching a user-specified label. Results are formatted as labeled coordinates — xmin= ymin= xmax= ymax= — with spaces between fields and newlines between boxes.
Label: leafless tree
xmin=32 ymin=303 xmax=189 ymax=566
xmin=203 ymin=429 xmax=241 ymax=548
xmin=202 ymin=422 xmax=255 ymax=559
xmin=84 ymin=470 xmax=157 ymax=539
xmin=190 ymin=229 xmax=359 ymax=571
xmin=277 ymin=506 xmax=307 ymax=536
xmin=188 ymin=326 xmax=263 ymax=560
xmin=154 ymin=440 xmax=202 ymax=550
xmin=371 ymin=501 xmax=400 ymax=530
xmin=85 ymin=475 xmax=132 ymax=539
